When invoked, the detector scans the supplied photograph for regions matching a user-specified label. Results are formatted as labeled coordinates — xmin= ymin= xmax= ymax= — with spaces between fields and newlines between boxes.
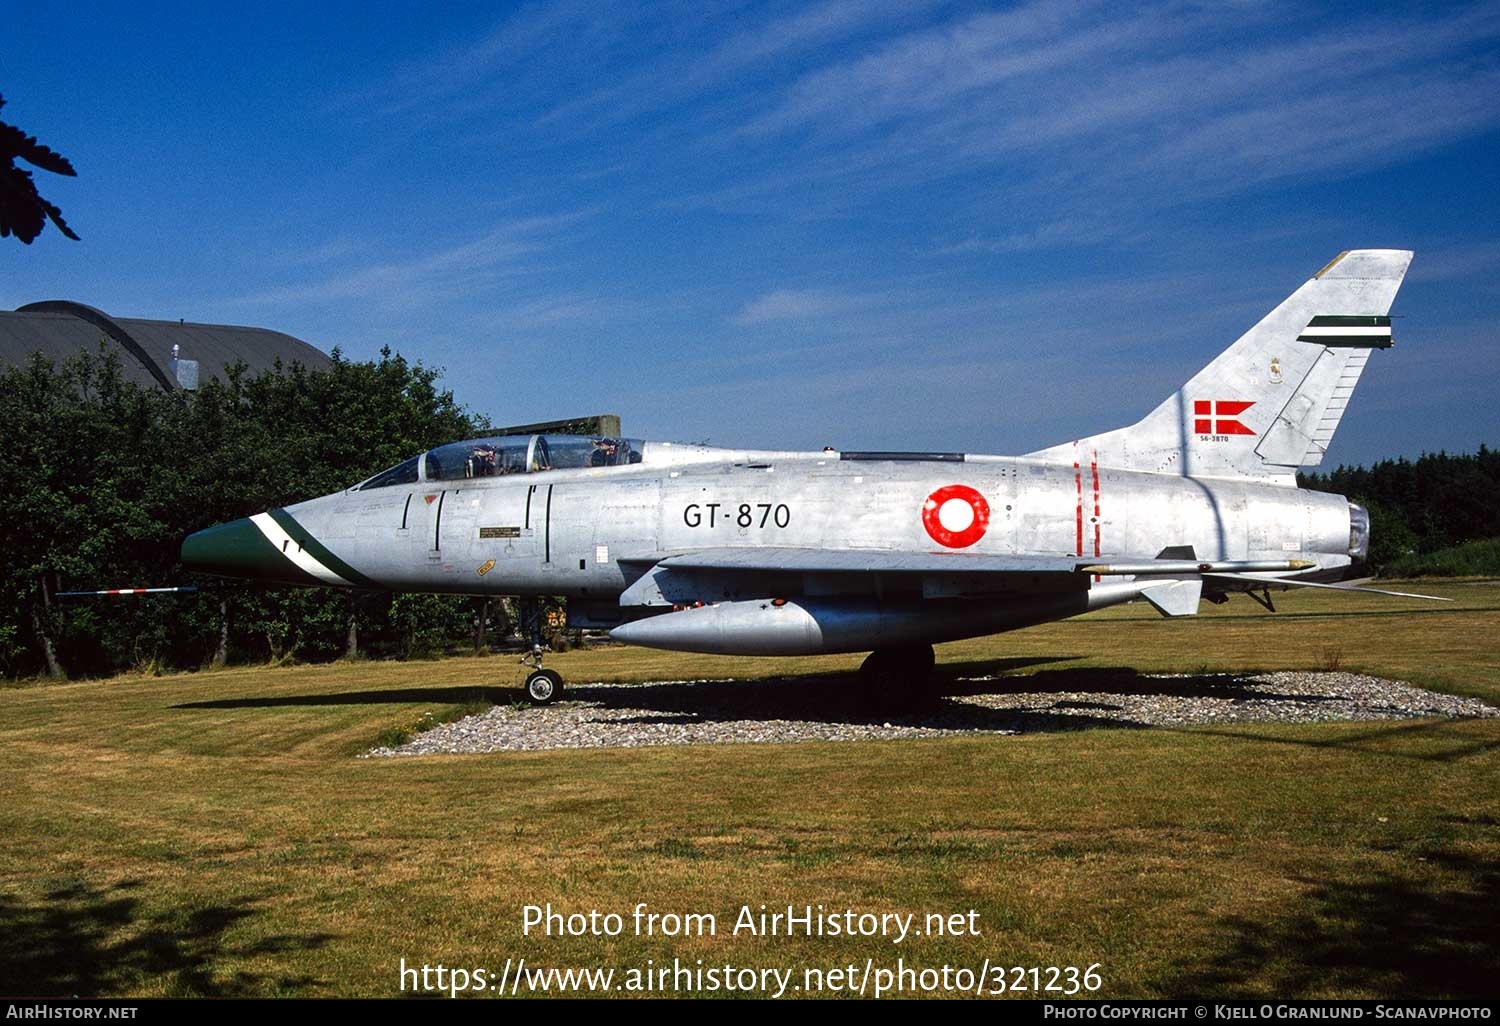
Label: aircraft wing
xmin=618 ymin=546 xmax=1323 ymax=609
xmin=649 ymin=547 xmax=1085 ymax=575
xmin=640 ymin=547 xmax=1316 ymax=577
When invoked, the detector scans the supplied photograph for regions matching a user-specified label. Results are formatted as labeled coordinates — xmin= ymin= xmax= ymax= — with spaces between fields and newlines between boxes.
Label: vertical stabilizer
xmin=1026 ymin=250 xmax=1413 ymax=481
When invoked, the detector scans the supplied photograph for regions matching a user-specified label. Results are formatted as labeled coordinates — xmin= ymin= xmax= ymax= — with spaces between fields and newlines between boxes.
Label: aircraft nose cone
xmin=182 ymin=516 xmax=290 ymax=582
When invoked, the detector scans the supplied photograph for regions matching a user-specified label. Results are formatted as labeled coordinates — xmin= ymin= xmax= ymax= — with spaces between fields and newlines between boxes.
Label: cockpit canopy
xmin=356 ymin=434 xmax=642 ymax=490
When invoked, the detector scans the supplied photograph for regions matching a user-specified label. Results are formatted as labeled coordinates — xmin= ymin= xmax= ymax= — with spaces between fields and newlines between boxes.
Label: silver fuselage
xmin=283 ymin=442 xmax=1352 ymax=598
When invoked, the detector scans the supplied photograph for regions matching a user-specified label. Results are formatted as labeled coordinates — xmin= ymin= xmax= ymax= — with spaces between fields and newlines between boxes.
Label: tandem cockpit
xmin=354 ymin=434 xmax=644 ymax=490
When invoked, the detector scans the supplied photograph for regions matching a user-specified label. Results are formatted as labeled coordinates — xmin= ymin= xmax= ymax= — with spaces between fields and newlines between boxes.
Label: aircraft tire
xmin=524 ymin=669 xmax=564 ymax=705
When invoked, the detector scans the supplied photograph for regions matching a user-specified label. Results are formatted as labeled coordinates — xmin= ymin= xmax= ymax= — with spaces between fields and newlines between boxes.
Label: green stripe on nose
xmin=264 ymin=507 xmax=376 ymax=587
xmin=181 ymin=517 xmax=321 ymax=585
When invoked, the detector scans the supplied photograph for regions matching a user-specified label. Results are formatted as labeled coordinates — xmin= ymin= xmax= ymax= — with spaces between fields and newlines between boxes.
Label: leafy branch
xmin=0 ymin=94 xmax=80 ymax=244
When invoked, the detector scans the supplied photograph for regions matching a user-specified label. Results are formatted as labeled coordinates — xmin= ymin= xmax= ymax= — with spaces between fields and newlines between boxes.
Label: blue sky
xmin=5 ymin=1 xmax=1498 ymax=466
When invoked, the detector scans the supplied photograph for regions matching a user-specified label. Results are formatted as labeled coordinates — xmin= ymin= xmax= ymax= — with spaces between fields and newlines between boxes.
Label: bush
xmin=1381 ymin=538 xmax=1500 ymax=578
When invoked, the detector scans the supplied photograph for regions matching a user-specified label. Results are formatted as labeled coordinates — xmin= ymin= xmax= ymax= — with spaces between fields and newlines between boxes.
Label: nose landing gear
xmin=522 ymin=653 xmax=564 ymax=705
xmin=518 ymin=598 xmax=565 ymax=705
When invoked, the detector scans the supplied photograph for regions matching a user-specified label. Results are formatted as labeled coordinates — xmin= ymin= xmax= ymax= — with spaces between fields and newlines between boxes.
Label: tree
xmin=0 ymin=346 xmax=484 ymax=678
xmin=1300 ymin=446 xmax=1500 ymax=569
xmin=0 ymin=94 xmax=79 ymax=245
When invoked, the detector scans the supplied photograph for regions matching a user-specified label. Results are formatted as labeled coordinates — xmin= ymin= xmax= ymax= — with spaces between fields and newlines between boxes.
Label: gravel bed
xmin=364 ymin=670 xmax=1498 ymax=757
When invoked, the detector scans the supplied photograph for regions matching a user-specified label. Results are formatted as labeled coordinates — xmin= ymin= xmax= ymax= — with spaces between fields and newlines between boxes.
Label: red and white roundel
xmin=922 ymin=484 xmax=990 ymax=548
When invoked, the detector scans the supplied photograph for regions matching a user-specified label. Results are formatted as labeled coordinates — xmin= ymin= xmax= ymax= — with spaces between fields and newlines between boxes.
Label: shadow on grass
xmin=176 ymin=685 xmax=516 ymax=710
xmin=1173 ymin=603 xmax=1499 ymax=624
xmin=0 ymin=879 xmax=333 ymax=997
xmin=1171 ymin=850 xmax=1500 ymax=998
xmin=172 ymin=657 xmax=1075 ymax=713
xmin=556 ymin=665 xmax=1352 ymax=732
xmin=168 ymin=660 xmax=1391 ymax=735
xmin=945 ymin=665 xmax=1342 ymax=702
xmin=1167 ymin=718 xmax=1500 ymax=764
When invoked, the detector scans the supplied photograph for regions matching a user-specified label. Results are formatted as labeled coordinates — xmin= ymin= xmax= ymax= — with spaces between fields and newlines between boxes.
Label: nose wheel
xmin=524 ymin=667 xmax=563 ymax=705
xmin=521 ymin=644 xmax=565 ymax=705
xmin=518 ymin=599 xmax=565 ymax=705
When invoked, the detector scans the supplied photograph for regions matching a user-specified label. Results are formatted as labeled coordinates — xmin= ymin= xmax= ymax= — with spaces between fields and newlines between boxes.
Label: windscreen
xmin=422 ymin=434 xmax=643 ymax=481
xmin=357 ymin=455 xmax=419 ymax=490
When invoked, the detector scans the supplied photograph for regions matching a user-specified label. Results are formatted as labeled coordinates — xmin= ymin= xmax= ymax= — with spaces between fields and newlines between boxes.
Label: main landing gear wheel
xmin=858 ymin=644 xmax=938 ymax=712
xmin=524 ymin=668 xmax=564 ymax=705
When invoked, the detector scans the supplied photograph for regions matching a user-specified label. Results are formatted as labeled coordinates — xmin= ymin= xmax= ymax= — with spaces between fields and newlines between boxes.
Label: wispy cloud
xmin=702 ymin=2 xmax=1500 ymax=234
xmin=737 ymin=0 xmax=1124 ymax=139
xmin=732 ymin=289 xmax=887 ymax=326
xmin=347 ymin=2 xmax=1500 ymax=247
xmin=522 ymin=1 xmax=945 ymax=135
xmin=373 ymin=1 xmax=609 ymax=115
xmin=225 ymin=211 xmax=591 ymax=310
xmin=934 ymin=221 xmax=1096 ymax=256
xmin=470 ymin=292 xmax=647 ymax=333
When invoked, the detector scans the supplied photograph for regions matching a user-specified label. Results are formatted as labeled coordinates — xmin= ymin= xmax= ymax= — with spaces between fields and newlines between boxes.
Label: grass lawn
xmin=1 ymin=581 xmax=1497 ymax=999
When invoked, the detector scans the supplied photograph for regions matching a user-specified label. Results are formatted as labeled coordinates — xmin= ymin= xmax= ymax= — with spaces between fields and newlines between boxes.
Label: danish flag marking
xmin=1193 ymin=400 xmax=1255 ymax=436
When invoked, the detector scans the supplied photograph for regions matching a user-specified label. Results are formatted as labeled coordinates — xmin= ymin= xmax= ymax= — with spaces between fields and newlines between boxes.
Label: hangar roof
xmin=0 ymin=300 xmax=332 ymax=390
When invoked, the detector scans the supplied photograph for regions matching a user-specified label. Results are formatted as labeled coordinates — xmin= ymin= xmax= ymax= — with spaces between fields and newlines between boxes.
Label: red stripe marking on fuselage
xmin=1091 ymin=449 xmax=1101 ymax=581
xmin=1073 ymin=443 xmax=1084 ymax=557
xmin=1091 ymin=450 xmax=1101 ymax=556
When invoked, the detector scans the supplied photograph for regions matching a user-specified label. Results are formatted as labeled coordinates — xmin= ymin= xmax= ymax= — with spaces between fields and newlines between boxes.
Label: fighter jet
xmin=183 ymin=249 xmax=1430 ymax=705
